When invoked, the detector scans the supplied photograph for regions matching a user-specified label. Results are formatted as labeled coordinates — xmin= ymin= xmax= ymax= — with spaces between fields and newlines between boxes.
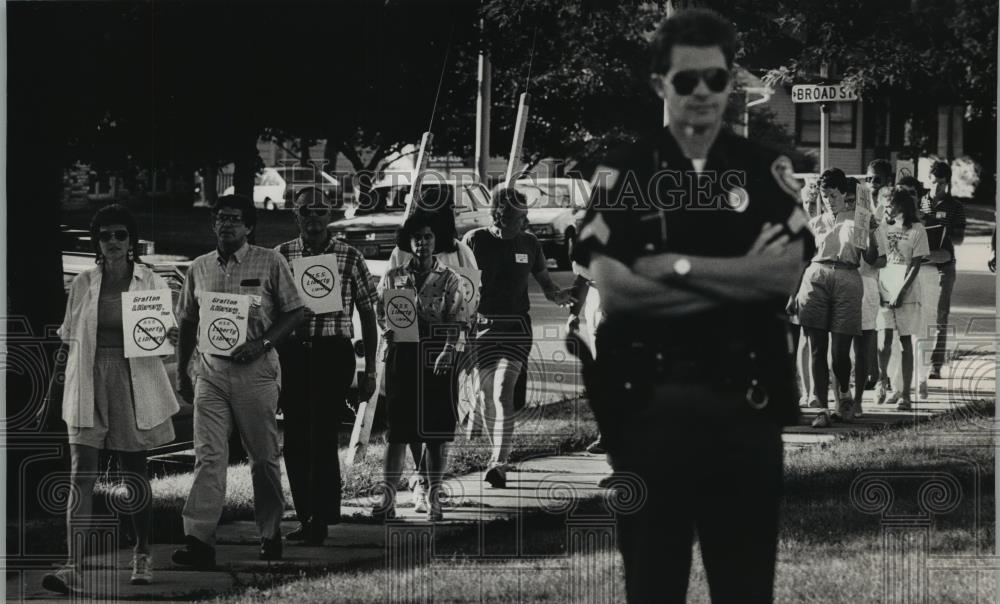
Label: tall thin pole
xmin=475 ymin=19 xmax=492 ymax=184
xmin=819 ymin=63 xmax=830 ymax=172
xmin=662 ymin=0 xmax=673 ymax=126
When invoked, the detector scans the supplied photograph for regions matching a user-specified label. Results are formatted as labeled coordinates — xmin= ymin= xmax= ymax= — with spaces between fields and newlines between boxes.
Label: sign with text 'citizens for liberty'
xmin=790 ymin=84 xmax=858 ymax=104
xmin=121 ymin=290 xmax=176 ymax=358
xmin=198 ymin=292 xmax=249 ymax=356
xmin=291 ymin=254 xmax=343 ymax=314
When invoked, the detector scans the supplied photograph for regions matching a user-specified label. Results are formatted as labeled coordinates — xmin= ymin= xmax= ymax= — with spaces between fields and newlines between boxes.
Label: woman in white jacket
xmin=43 ymin=205 xmax=179 ymax=595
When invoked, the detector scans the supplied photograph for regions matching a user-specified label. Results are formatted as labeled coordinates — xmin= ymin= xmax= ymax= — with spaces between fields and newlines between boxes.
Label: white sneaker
xmin=412 ymin=481 xmax=428 ymax=514
xmin=130 ymin=553 xmax=153 ymax=585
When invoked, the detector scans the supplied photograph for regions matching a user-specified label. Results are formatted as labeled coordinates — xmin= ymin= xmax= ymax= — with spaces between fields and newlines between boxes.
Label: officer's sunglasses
xmin=670 ymin=68 xmax=731 ymax=95
xmin=98 ymin=230 xmax=129 ymax=242
xmin=297 ymin=206 xmax=331 ymax=218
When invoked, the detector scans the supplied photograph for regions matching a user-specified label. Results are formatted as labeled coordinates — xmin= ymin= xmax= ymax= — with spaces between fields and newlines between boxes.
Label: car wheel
xmin=559 ymin=228 xmax=575 ymax=270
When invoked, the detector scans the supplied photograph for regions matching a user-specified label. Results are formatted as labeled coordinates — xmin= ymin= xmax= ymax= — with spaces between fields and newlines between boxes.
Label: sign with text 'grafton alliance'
xmin=791 ymin=84 xmax=859 ymax=103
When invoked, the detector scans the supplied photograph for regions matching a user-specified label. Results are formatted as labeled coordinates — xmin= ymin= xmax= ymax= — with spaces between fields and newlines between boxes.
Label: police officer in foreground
xmin=573 ymin=9 xmax=812 ymax=603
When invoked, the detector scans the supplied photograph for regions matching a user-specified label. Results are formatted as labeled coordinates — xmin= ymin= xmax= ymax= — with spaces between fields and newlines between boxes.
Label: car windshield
xmin=517 ymin=184 xmax=573 ymax=209
xmin=355 ymin=184 xmax=454 ymax=215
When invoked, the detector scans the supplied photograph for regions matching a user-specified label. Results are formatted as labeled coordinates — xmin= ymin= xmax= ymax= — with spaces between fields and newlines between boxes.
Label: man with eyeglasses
xmin=462 ymin=188 xmax=574 ymax=488
xmin=274 ymin=188 xmax=379 ymax=545
xmin=573 ymin=9 xmax=812 ymax=602
xmin=173 ymin=195 xmax=304 ymax=567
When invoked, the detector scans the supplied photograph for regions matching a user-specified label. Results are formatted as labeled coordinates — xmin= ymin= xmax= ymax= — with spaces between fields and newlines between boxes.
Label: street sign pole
xmin=820 ymin=103 xmax=829 ymax=173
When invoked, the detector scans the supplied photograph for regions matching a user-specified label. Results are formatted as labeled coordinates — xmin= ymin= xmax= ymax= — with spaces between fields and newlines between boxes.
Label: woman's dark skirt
xmin=384 ymin=340 xmax=458 ymax=444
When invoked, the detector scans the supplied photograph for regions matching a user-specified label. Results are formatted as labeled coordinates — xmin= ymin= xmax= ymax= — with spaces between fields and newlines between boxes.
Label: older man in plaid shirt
xmin=275 ymin=188 xmax=379 ymax=545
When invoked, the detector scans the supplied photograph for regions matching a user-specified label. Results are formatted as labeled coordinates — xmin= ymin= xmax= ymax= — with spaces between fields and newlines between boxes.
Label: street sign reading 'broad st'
xmin=791 ymin=83 xmax=859 ymax=103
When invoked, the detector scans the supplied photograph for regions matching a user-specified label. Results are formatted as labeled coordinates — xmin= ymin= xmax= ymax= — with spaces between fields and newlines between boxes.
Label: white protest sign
xmin=450 ymin=266 xmax=482 ymax=313
xmin=198 ymin=292 xmax=249 ymax=356
xmin=384 ymin=289 xmax=420 ymax=342
xmin=291 ymin=254 xmax=344 ymax=314
xmin=121 ymin=290 xmax=176 ymax=358
xmin=851 ymin=184 xmax=873 ymax=249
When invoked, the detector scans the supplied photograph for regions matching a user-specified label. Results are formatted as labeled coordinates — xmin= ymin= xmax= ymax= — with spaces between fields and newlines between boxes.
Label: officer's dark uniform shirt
xmin=573 ymin=126 xmax=811 ymax=425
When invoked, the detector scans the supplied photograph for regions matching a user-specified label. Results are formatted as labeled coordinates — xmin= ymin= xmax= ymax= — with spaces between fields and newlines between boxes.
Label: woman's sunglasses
xmin=670 ymin=68 xmax=730 ymax=95
xmin=98 ymin=230 xmax=129 ymax=242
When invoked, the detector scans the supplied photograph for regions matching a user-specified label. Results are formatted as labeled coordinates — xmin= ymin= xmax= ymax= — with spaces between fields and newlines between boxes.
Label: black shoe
xmin=259 ymin=536 xmax=283 ymax=561
xmin=285 ymin=523 xmax=309 ymax=541
xmin=928 ymin=369 xmax=942 ymax=380
xmin=305 ymin=520 xmax=328 ymax=546
xmin=484 ymin=465 xmax=507 ymax=488
xmin=171 ymin=535 xmax=216 ymax=570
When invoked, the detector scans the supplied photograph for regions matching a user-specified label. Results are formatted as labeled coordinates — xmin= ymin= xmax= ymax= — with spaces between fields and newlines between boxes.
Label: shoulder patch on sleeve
xmin=770 ymin=155 xmax=801 ymax=201
xmin=590 ymin=165 xmax=620 ymax=191
xmin=579 ymin=212 xmax=611 ymax=246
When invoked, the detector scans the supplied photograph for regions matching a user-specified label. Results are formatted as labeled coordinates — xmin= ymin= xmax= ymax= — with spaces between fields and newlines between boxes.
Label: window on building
xmin=795 ymin=102 xmax=857 ymax=148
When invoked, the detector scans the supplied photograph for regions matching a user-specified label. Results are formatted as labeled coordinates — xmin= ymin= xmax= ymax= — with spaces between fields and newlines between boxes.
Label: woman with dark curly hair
xmin=374 ymin=211 xmax=468 ymax=522
xmin=43 ymin=205 xmax=179 ymax=594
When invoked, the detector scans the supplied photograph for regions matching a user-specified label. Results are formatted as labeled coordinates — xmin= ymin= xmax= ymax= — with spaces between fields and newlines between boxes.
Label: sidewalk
xmin=9 ymin=351 xmax=995 ymax=602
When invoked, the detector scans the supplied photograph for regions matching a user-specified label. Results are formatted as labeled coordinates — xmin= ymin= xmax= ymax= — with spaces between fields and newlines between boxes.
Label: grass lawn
xmin=203 ymin=401 xmax=995 ymax=604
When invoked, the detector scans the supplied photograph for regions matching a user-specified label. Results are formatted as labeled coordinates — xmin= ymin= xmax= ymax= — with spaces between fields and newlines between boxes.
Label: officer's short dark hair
xmin=867 ymin=159 xmax=894 ymax=182
xmin=396 ymin=210 xmax=438 ymax=254
xmin=649 ymin=8 xmax=737 ymax=74
xmin=819 ymin=168 xmax=850 ymax=194
xmin=492 ymin=187 xmax=529 ymax=216
xmin=930 ymin=160 xmax=951 ymax=180
xmin=212 ymin=194 xmax=257 ymax=230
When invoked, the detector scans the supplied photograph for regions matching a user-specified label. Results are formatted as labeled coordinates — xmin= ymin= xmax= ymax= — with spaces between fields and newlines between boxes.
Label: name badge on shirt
xmin=394 ymin=276 xmax=409 ymax=288
xmin=936 ymin=211 xmax=947 ymax=220
xmin=515 ymin=253 xmax=529 ymax=264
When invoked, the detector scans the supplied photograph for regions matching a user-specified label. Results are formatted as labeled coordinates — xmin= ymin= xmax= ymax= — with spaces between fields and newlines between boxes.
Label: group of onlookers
xmin=44 ymin=186 xmax=572 ymax=594
xmin=789 ymin=160 xmax=966 ymax=427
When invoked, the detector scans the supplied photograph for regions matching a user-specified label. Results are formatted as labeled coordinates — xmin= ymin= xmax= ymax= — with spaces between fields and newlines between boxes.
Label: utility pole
xmin=475 ymin=19 xmax=491 ymax=184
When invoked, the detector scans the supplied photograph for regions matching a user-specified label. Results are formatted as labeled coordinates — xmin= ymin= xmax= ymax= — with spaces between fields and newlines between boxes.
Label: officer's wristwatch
xmin=261 ymin=338 xmax=274 ymax=352
xmin=672 ymin=257 xmax=692 ymax=279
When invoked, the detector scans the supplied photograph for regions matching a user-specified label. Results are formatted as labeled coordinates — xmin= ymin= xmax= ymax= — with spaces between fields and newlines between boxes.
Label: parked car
xmin=222 ymin=166 xmax=342 ymax=211
xmin=494 ymin=177 xmax=592 ymax=269
xmin=330 ymin=175 xmax=493 ymax=258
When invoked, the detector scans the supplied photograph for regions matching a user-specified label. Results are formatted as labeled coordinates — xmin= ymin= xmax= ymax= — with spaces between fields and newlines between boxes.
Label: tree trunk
xmin=233 ymin=137 xmax=259 ymax=243
xmin=203 ymin=160 xmax=219 ymax=205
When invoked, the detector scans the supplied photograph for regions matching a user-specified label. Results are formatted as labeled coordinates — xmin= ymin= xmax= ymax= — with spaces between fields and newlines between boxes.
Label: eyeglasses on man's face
xmin=214 ymin=213 xmax=245 ymax=225
xmin=297 ymin=206 xmax=331 ymax=218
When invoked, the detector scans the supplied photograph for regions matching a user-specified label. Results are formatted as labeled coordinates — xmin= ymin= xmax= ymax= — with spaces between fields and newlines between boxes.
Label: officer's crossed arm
xmin=630 ymin=223 xmax=807 ymax=303
xmin=590 ymin=252 xmax=717 ymax=317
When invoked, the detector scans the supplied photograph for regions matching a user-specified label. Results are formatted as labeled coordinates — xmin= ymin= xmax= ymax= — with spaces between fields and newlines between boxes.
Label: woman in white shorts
xmin=793 ymin=169 xmax=881 ymax=427
xmin=876 ymin=187 xmax=930 ymax=411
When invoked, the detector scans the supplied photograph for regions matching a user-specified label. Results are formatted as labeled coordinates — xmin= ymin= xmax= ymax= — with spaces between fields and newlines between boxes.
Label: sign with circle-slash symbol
xmin=291 ymin=254 xmax=343 ymax=313
xmin=133 ymin=317 xmax=167 ymax=352
xmin=209 ymin=318 xmax=240 ymax=351
xmin=385 ymin=289 xmax=419 ymax=342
